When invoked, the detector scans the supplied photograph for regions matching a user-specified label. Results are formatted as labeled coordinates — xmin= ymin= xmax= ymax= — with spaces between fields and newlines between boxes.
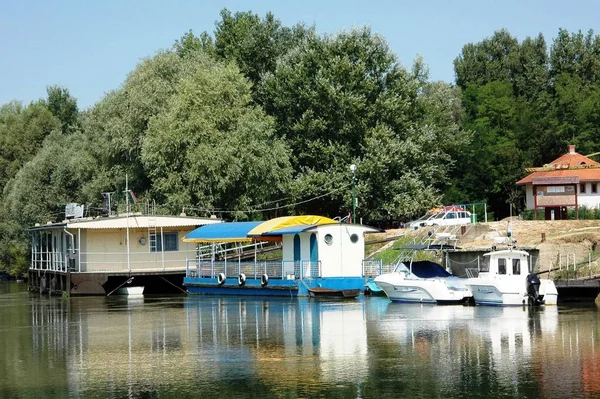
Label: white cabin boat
xmin=465 ymin=248 xmax=558 ymax=306
xmin=374 ymin=260 xmax=472 ymax=304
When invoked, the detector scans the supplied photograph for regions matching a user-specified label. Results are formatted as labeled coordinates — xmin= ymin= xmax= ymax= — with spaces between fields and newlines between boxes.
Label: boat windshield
xmin=403 ymin=261 xmax=452 ymax=278
xmin=394 ymin=263 xmax=410 ymax=274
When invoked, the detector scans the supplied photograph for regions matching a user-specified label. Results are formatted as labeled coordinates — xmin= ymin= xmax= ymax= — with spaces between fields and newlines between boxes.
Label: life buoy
xmin=238 ymin=273 xmax=246 ymax=286
xmin=260 ymin=274 xmax=269 ymax=287
xmin=217 ymin=273 xmax=226 ymax=285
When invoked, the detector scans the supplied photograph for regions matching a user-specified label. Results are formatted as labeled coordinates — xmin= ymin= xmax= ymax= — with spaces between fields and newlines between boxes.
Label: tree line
xmin=1 ymin=9 xmax=599 ymax=276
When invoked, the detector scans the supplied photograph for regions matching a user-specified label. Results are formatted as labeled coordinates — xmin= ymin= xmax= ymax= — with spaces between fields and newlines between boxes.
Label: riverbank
xmin=373 ymin=219 xmax=600 ymax=272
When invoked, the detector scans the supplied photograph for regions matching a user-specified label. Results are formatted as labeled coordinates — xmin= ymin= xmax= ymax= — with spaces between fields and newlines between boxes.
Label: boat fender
xmin=217 ymin=273 xmax=226 ymax=285
xmin=260 ymin=274 xmax=269 ymax=287
xmin=238 ymin=273 xmax=246 ymax=286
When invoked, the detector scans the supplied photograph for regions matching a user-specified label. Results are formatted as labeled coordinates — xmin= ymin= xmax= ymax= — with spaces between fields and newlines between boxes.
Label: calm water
xmin=1 ymin=282 xmax=600 ymax=398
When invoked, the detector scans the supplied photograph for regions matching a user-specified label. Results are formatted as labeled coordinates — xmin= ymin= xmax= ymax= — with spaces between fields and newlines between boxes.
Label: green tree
xmin=174 ymin=29 xmax=215 ymax=58
xmin=261 ymin=28 xmax=468 ymax=219
xmin=141 ymin=53 xmax=292 ymax=219
xmin=45 ymin=85 xmax=79 ymax=132
xmin=0 ymin=101 xmax=61 ymax=192
xmin=214 ymin=9 xmax=313 ymax=89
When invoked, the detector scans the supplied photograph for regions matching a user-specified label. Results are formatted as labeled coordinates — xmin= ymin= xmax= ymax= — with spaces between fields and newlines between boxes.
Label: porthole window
xmin=350 ymin=233 xmax=359 ymax=243
xmin=324 ymin=234 xmax=333 ymax=245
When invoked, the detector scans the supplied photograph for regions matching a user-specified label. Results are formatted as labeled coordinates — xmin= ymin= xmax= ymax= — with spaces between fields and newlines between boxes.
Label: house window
xmin=580 ymin=183 xmax=586 ymax=194
xmin=150 ymin=232 xmax=178 ymax=252
xmin=593 ymin=183 xmax=598 ymax=194
xmin=498 ymin=259 xmax=506 ymax=275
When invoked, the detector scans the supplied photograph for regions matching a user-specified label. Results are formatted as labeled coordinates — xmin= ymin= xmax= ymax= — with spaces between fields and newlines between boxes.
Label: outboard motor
xmin=526 ymin=274 xmax=544 ymax=306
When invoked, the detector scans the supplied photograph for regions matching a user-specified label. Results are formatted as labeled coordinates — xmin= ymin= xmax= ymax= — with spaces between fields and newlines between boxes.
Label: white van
xmin=408 ymin=207 xmax=472 ymax=229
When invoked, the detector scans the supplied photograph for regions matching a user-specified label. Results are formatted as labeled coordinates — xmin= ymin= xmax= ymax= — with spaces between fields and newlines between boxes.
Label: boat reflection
xmin=23 ymin=295 xmax=600 ymax=398
xmin=29 ymin=296 xmax=369 ymax=396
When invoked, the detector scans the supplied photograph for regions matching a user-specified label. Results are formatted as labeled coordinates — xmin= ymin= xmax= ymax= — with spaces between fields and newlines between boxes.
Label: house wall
xmin=525 ymin=185 xmax=535 ymax=209
xmin=577 ymin=182 xmax=600 ymax=208
xmin=523 ymin=183 xmax=600 ymax=210
xmin=74 ymin=227 xmax=196 ymax=272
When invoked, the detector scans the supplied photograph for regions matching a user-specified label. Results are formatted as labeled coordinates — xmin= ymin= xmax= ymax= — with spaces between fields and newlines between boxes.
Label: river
xmin=1 ymin=281 xmax=599 ymax=398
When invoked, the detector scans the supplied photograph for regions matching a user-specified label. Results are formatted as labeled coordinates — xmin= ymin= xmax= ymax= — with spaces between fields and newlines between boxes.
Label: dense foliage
xmin=450 ymin=28 xmax=600 ymax=215
xmin=1 ymin=9 xmax=599 ymax=276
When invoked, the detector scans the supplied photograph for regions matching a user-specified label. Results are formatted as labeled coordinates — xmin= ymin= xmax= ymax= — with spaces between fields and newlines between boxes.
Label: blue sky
xmin=1 ymin=0 xmax=599 ymax=109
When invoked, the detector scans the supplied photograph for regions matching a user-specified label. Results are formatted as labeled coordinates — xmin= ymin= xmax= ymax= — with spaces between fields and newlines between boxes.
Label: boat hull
xmin=467 ymin=278 xmax=558 ymax=306
xmin=184 ymin=276 xmax=366 ymax=297
xmin=374 ymin=274 xmax=472 ymax=304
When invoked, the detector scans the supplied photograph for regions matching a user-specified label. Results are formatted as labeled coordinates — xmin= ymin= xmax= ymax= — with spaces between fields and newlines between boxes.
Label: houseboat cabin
xmin=183 ymin=215 xmax=381 ymax=296
xmin=28 ymin=214 xmax=221 ymax=295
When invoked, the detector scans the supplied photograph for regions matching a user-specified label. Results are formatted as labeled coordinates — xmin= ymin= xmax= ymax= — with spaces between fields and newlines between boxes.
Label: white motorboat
xmin=374 ymin=260 xmax=472 ymax=304
xmin=465 ymin=248 xmax=557 ymax=306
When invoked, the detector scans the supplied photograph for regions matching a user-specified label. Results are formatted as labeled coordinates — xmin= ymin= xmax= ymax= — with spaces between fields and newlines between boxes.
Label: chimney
xmin=568 ymin=144 xmax=576 ymax=154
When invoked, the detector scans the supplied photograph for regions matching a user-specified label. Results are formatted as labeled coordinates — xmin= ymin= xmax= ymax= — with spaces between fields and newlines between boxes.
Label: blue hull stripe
xmin=184 ymin=277 xmax=367 ymax=297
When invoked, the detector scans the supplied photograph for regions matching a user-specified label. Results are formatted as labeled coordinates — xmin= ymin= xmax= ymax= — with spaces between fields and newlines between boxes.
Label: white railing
xmin=30 ymin=248 xmax=196 ymax=273
xmin=186 ymin=259 xmax=321 ymax=280
xmin=30 ymin=250 xmax=70 ymax=272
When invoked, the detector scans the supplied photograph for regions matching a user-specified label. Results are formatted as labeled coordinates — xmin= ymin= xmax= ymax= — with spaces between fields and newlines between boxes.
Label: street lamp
xmin=350 ymin=164 xmax=357 ymax=224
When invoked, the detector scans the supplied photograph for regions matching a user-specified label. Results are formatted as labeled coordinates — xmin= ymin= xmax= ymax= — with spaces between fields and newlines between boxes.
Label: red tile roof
xmin=517 ymin=146 xmax=600 ymax=185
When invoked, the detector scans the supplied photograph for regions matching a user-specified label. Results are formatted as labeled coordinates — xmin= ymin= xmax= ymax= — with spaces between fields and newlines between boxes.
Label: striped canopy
xmin=183 ymin=215 xmax=338 ymax=243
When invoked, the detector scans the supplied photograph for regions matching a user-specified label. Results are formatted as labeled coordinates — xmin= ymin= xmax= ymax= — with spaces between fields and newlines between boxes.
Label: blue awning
xmin=183 ymin=221 xmax=263 ymax=243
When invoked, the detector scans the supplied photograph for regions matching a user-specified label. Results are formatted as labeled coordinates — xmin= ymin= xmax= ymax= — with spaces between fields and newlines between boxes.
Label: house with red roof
xmin=517 ymin=145 xmax=600 ymax=220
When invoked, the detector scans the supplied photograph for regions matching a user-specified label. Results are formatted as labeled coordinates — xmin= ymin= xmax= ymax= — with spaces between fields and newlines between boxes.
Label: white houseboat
xmin=183 ymin=215 xmax=381 ymax=297
xmin=28 ymin=213 xmax=221 ymax=295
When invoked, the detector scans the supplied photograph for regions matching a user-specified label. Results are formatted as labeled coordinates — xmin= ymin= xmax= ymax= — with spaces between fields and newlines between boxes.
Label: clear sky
xmin=1 ymin=0 xmax=599 ymax=109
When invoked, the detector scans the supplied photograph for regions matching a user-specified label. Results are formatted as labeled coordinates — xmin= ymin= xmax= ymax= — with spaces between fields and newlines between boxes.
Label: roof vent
xmin=568 ymin=144 xmax=576 ymax=154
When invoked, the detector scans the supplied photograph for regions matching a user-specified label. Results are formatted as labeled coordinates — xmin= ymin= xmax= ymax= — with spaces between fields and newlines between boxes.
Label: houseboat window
xmin=498 ymin=258 xmax=507 ymax=275
xmin=512 ymin=259 xmax=521 ymax=275
xmin=151 ymin=232 xmax=178 ymax=252
xmin=580 ymin=183 xmax=586 ymax=193
xmin=593 ymin=183 xmax=598 ymax=194
xmin=324 ymin=234 xmax=333 ymax=245
xmin=350 ymin=233 xmax=359 ymax=243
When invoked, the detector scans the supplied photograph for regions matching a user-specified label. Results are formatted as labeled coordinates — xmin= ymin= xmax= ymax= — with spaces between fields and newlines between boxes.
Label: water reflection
xmin=1 ymin=281 xmax=599 ymax=398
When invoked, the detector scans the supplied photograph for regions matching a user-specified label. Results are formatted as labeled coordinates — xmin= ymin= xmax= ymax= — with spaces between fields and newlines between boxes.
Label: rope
xmin=106 ymin=277 xmax=134 ymax=296
xmin=160 ymin=276 xmax=186 ymax=293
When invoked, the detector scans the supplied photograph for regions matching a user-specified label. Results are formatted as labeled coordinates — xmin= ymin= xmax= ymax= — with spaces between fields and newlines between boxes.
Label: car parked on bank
xmin=407 ymin=206 xmax=472 ymax=229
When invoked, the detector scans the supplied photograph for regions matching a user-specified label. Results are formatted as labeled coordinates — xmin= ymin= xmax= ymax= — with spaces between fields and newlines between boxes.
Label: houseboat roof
xmin=183 ymin=215 xmax=379 ymax=243
xmin=246 ymin=215 xmax=337 ymax=237
xmin=182 ymin=221 xmax=262 ymax=243
xmin=29 ymin=215 xmax=221 ymax=231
